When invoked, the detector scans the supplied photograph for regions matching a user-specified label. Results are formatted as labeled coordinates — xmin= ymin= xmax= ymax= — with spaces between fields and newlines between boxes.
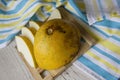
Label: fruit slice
xmin=29 ymin=21 xmax=43 ymax=31
xmin=15 ymin=36 xmax=37 ymax=68
xmin=47 ymin=9 xmax=61 ymax=21
xmin=21 ymin=27 xmax=34 ymax=44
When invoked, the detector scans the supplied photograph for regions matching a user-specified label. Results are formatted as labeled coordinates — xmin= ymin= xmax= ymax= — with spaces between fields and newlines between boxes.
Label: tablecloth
xmin=0 ymin=0 xmax=120 ymax=80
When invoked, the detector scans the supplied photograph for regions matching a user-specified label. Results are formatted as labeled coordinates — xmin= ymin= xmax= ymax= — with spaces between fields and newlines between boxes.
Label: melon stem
xmin=47 ymin=28 xmax=53 ymax=35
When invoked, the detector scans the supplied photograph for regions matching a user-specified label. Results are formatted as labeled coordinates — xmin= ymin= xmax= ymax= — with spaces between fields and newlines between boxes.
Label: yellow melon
xmin=34 ymin=19 xmax=80 ymax=70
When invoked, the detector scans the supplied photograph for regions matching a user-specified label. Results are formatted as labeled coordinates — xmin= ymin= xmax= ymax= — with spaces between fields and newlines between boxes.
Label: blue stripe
xmin=51 ymin=2 xmax=56 ymax=8
xmin=0 ymin=18 xmax=29 ymax=33
xmin=0 ymin=0 xmax=27 ymax=14
xmin=0 ymin=29 xmax=14 ymax=33
xmin=78 ymin=56 xmax=118 ymax=80
xmin=0 ymin=1 xmax=39 ymax=22
xmin=39 ymin=6 xmax=48 ymax=18
xmin=93 ymin=46 xmax=120 ymax=64
xmin=94 ymin=20 xmax=120 ymax=29
xmin=60 ymin=0 xmax=66 ymax=3
xmin=69 ymin=0 xmax=87 ymax=22
xmin=92 ymin=25 xmax=109 ymax=37
xmin=23 ymin=16 xmax=32 ymax=22
xmin=0 ymin=17 xmax=20 ymax=22
xmin=1 ymin=0 xmax=7 ymax=6
xmin=39 ymin=5 xmax=51 ymax=18
xmin=0 ymin=33 xmax=18 ymax=44
xmin=112 ymin=36 xmax=120 ymax=41
xmin=24 ymin=1 xmax=40 ymax=14
xmin=31 ymin=14 xmax=39 ymax=21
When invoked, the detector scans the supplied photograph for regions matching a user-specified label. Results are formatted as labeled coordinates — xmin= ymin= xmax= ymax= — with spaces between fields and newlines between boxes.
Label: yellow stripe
xmin=0 ymin=26 xmax=24 ymax=39
xmin=0 ymin=35 xmax=7 ymax=39
xmin=98 ymin=26 xmax=120 ymax=37
xmin=87 ymin=51 xmax=120 ymax=74
xmin=42 ymin=0 xmax=53 ymax=2
xmin=99 ymin=40 xmax=120 ymax=55
xmin=7 ymin=1 xmax=15 ymax=8
xmin=42 ymin=4 xmax=53 ymax=13
xmin=0 ymin=0 xmax=34 ymax=19
xmin=15 ymin=26 xmax=24 ymax=30
xmin=115 ymin=31 xmax=120 ymax=36
xmin=0 ymin=4 xmax=40 ymax=28
xmin=110 ymin=14 xmax=120 ymax=18
xmin=98 ymin=27 xmax=119 ymax=35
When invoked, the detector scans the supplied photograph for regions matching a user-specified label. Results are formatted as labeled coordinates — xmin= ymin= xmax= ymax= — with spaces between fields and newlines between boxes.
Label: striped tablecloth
xmin=0 ymin=0 xmax=120 ymax=80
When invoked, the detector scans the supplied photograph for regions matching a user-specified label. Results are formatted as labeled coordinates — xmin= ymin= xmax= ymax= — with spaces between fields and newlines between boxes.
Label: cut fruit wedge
xmin=15 ymin=36 xmax=37 ymax=68
xmin=21 ymin=27 xmax=35 ymax=44
xmin=47 ymin=9 xmax=61 ymax=21
xmin=29 ymin=21 xmax=43 ymax=31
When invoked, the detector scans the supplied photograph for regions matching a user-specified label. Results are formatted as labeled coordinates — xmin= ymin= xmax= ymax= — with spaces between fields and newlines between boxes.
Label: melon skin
xmin=34 ymin=19 xmax=80 ymax=70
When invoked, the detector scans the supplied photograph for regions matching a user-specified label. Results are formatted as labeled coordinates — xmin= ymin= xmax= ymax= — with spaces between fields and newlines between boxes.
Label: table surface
xmin=0 ymin=40 xmax=97 ymax=80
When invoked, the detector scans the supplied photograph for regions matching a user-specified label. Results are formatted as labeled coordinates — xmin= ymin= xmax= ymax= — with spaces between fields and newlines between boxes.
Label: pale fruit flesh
xmin=29 ymin=21 xmax=43 ymax=31
xmin=15 ymin=36 xmax=37 ymax=68
xmin=21 ymin=27 xmax=35 ymax=44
